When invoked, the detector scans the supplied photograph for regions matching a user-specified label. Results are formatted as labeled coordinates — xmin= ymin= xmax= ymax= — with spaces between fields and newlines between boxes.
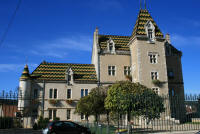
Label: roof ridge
xmin=99 ymin=34 xmax=130 ymax=38
xmin=41 ymin=62 xmax=94 ymax=66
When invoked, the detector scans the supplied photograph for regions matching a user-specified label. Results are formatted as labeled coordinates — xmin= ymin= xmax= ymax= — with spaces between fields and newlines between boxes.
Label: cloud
xmin=189 ymin=20 xmax=200 ymax=27
xmin=171 ymin=34 xmax=200 ymax=47
xmin=30 ymin=35 xmax=93 ymax=58
xmin=0 ymin=63 xmax=38 ymax=73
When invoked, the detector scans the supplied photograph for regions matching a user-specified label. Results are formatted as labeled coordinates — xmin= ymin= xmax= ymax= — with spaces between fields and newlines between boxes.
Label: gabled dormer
xmin=145 ymin=20 xmax=155 ymax=42
xmin=107 ymin=38 xmax=115 ymax=54
xmin=66 ymin=67 xmax=74 ymax=85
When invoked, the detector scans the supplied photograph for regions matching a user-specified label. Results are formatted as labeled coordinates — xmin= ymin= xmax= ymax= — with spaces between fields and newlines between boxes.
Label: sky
xmin=0 ymin=0 xmax=200 ymax=94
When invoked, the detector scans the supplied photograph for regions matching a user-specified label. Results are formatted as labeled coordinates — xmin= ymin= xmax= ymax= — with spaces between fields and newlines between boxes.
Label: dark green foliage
xmin=75 ymin=86 xmax=108 ymax=122
xmin=53 ymin=117 xmax=60 ymax=121
xmin=0 ymin=117 xmax=14 ymax=129
xmin=105 ymin=81 xmax=165 ymax=120
xmin=37 ymin=116 xmax=49 ymax=129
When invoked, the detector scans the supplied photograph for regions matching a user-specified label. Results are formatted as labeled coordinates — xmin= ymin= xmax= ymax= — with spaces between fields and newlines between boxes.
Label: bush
xmin=53 ymin=117 xmax=60 ymax=121
xmin=0 ymin=117 xmax=14 ymax=129
xmin=37 ymin=116 xmax=49 ymax=129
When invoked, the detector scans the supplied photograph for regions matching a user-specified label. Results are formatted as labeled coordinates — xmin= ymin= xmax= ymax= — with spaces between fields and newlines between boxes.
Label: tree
xmin=75 ymin=86 xmax=108 ymax=124
xmin=75 ymin=95 xmax=93 ymax=124
xmin=105 ymin=81 xmax=165 ymax=133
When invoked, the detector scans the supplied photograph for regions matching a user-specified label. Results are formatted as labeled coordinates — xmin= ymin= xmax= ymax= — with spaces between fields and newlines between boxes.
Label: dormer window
xmin=66 ymin=67 xmax=73 ymax=85
xmin=148 ymin=29 xmax=153 ymax=39
xmin=145 ymin=21 xmax=155 ymax=42
xmin=109 ymin=43 xmax=113 ymax=52
xmin=107 ymin=38 xmax=115 ymax=53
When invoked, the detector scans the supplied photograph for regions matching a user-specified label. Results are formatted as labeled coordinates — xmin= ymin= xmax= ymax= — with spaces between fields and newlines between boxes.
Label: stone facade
xmin=18 ymin=8 xmax=185 ymax=127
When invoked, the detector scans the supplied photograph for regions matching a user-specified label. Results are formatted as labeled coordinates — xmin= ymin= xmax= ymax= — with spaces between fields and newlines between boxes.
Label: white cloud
xmin=0 ymin=63 xmax=38 ymax=72
xmin=30 ymin=35 xmax=92 ymax=58
xmin=171 ymin=34 xmax=200 ymax=47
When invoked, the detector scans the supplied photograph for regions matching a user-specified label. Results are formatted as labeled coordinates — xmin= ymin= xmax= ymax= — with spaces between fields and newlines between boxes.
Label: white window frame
xmin=148 ymin=53 xmax=157 ymax=64
xmin=81 ymin=89 xmax=89 ymax=98
xmin=67 ymin=89 xmax=72 ymax=99
xmin=49 ymin=109 xmax=57 ymax=120
xmin=124 ymin=66 xmax=131 ymax=75
xmin=145 ymin=21 xmax=155 ymax=42
xmin=67 ymin=109 xmax=71 ymax=120
xmin=108 ymin=66 xmax=116 ymax=76
xmin=151 ymin=71 xmax=158 ymax=80
xmin=107 ymin=38 xmax=115 ymax=53
xmin=49 ymin=88 xmax=58 ymax=99
xmin=152 ymin=87 xmax=159 ymax=94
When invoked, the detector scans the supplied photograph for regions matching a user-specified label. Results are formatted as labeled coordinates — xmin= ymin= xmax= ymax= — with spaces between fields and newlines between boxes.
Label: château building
xmin=18 ymin=7 xmax=185 ymax=127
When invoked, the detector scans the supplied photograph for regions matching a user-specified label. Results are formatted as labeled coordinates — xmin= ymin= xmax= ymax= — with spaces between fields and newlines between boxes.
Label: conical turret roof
xmin=20 ymin=64 xmax=30 ymax=80
xmin=131 ymin=9 xmax=163 ymax=39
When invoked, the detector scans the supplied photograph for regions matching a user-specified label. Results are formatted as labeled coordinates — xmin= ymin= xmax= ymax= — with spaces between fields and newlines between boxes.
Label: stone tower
xmin=18 ymin=64 xmax=31 ymax=112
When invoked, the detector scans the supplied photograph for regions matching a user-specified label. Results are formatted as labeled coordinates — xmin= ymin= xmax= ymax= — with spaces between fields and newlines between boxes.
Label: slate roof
xmin=20 ymin=64 xmax=30 ymax=80
xmin=131 ymin=9 xmax=163 ymax=38
xmin=98 ymin=34 xmax=130 ymax=51
xmin=31 ymin=62 xmax=97 ymax=82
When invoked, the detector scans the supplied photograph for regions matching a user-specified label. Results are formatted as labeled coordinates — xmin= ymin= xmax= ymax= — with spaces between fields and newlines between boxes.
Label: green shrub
xmin=37 ymin=116 xmax=49 ymax=129
xmin=0 ymin=117 xmax=14 ymax=129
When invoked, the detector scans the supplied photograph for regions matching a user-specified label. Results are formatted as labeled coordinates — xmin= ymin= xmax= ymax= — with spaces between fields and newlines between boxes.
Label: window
xmin=145 ymin=21 xmax=155 ymax=42
xmin=81 ymin=89 xmax=84 ymax=98
xmin=49 ymin=89 xmax=57 ymax=99
xmin=152 ymin=88 xmax=159 ymax=94
xmin=67 ymin=89 xmax=71 ymax=99
xmin=151 ymin=72 xmax=158 ymax=80
xmin=170 ymin=88 xmax=175 ymax=97
xmin=49 ymin=89 xmax=53 ymax=98
xmin=108 ymin=66 xmax=115 ymax=76
xmin=68 ymin=75 xmax=71 ymax=81
xmin=49 ymin=109 xmax=57 ymax=120
xmin=34 ymin=89 xmax=38 ymax=99
xmin=67 ymin=109 xmax=71 ymax=120
xmin=54 ymin=89 xmax=57 ymax=99
xmin=85 ymin=89 xmax=88 ymax=96
xmin=148 ymin=29 xmax=153 ymax=39
xmin=81 ymin=89 xmax=89 ymax=98
xmin=149 ymin=54 xmax=157 ymax=64
xmin=124 ymin=66 xmax=131 ymax=75
xmin=109 ymin=43 xmax=113 ymax=51
xmin=168 ymin=69 xmax=174 ymax=79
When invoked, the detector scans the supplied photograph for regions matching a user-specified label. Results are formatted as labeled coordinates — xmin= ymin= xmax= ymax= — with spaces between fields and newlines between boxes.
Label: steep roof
xmin=31 ymin=62 xmax=97 ymax=82
xmin=98 ymin=35 xmax=130 ymax=51
xmin=131 ymin=9 xmax=163 ymax=39
xmin=20 ymin=64 xmax=30 ymax=80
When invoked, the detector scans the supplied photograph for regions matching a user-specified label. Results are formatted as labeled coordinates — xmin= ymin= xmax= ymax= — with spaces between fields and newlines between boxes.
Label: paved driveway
xmin=0 ymin=129 xmax=42 ymax=134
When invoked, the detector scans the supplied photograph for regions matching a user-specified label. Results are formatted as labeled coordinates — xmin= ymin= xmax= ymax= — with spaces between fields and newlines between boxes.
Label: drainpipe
xmin=98 ymin=53 xmax=100 ymax=87
xmin=42 ymin=80 xmax=45 ymax=117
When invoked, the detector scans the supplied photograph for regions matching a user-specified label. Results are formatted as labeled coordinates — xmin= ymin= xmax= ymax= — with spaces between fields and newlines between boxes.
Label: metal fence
xmin=0 ymin=90 xmax=200 ymax=134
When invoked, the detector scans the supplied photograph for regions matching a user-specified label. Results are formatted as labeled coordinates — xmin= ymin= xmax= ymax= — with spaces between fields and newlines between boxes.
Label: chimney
xmin=166 ymin=33 xmax=171 ymax=44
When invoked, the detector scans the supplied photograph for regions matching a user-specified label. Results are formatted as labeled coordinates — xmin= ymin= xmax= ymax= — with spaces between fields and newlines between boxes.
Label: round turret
xmin=18 ymin=64 xmax=31 ymax=112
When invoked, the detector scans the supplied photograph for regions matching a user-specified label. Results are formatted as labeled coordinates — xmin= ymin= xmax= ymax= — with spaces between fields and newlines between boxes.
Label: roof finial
xmin=25 ymin=56 xmax=28 ymax=65
xmin=144 ymin=0 xmax=146 ymax=9
xmin=140 ymin=0 xmax=142 ymax=9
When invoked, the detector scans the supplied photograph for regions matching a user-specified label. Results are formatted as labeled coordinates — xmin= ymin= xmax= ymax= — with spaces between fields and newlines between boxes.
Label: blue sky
xmin=0 ymin=0 xmax=200 ymax=94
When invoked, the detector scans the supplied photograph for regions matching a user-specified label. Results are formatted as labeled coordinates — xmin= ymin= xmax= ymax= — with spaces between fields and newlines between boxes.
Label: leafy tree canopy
xmin=105 ymin=81 xmax=165 ymax=120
